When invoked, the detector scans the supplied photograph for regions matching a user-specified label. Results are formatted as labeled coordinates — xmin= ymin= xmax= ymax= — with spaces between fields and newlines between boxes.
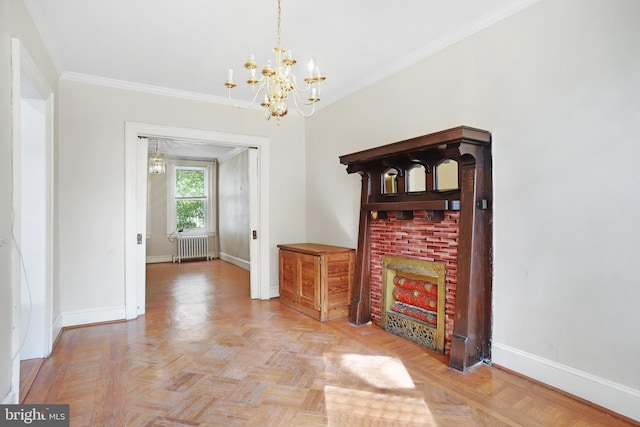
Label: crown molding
xmin=217 ymin=147 xmax=248 ymax=163
xmin=60 ymin=71 xmax=246 ymax=107
xmin=322 ymin=0 xmax=542 ymax=106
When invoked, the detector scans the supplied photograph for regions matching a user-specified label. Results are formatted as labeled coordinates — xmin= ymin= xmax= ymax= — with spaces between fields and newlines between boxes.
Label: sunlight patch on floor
xmin=323 ymin=353 xmax=436 ymax=426
xmin=336 ymin=353 xmax=416 ymax=390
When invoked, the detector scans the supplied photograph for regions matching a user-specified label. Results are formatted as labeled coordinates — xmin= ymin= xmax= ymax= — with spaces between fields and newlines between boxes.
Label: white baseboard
xmin=146 ymin=255 xmax=173 ymax=263
xmin=1 ymin=389 xmax=17 ymax=404
xmin=492 ymin=342 xmax=640 ymax=422
xmin=61 ymin=305 xmax=126 ymax=328
xmin=270 ymin=284 xmax=280 ymax=299
xmin=52 ymin=312 xmax=63 ymax=349
xmin=219 ymin=252 xmax=250 ymax=271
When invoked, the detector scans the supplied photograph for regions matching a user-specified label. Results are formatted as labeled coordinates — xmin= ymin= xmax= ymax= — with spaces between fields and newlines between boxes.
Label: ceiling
xmin=23 ymin=0 xmax=538 ymax=158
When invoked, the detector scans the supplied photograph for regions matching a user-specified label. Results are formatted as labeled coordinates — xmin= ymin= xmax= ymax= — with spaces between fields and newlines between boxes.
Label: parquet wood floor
xmin=23 ymin=260 xmax=637 ymax=426
xmin=19 ymin=357 xmax=43 ymax=403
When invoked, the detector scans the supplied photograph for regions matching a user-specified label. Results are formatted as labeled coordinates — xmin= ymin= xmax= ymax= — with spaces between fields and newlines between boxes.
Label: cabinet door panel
xmin=298 ymin=253 xmax=320 ymax=310
xmin=279 ymin=250 xmax=297 ymax=301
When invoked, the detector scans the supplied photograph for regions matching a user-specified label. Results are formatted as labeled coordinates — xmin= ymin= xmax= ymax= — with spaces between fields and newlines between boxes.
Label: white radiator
xmin=173 ymin=235 xmax=212 ymax=263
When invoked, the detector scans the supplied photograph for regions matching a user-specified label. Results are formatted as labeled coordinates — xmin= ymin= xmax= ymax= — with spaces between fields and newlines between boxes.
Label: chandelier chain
xmin=277 ymin=0 xmax=282 ymax=50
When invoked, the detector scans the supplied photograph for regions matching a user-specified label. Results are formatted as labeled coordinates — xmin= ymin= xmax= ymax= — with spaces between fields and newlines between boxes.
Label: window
xmin=167 ymin=161 xmax=215 ymax=234
xmin=175 ymin=167 xmax=206 ymax=229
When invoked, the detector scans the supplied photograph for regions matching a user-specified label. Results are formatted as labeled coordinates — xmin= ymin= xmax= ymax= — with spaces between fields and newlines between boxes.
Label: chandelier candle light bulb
xmin=224 ymin=0 xmax=326 ymax=123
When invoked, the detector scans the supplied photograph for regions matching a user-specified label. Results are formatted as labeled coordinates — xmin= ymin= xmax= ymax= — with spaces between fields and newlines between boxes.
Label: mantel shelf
xmin=363 ymin=200 xmax=460 ymax=212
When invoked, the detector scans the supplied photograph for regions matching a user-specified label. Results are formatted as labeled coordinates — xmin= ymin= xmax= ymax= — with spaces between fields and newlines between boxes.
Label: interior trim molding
xmin=61 ymin=71 xmax=255 ymax=108
xmin=51 ymin=312 xmax=63 ymax=356
xmin=219 ymin=253 xmax=250 ymax=271
xmin=217 ymin=147 xmax=247 ymax=163
xmin=1 ymin=390 xmax=17 ymax=405
xmin=61 ymin=306 xmax=126 ymax=328
xmin=146 ymin=255 xmax=173 ymax=264
xmin=492 ymin=342 xmax=640 ymax=422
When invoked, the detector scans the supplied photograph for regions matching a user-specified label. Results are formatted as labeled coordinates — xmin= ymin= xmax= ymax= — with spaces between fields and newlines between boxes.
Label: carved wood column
xmin=350 ymin=171 xmax=372 ymax=324
xmin=450 ymin=157 xmax=479 ymax=370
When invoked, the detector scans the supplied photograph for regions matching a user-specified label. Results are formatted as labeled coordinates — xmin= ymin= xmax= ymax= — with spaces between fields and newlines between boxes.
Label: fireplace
xmin=370 ymin=210 xmax=459 ymax=354
xmin=381 ymin=255 xmax=446 ymax=353
xmin=339 ymin=126 xmax=493 ymax=371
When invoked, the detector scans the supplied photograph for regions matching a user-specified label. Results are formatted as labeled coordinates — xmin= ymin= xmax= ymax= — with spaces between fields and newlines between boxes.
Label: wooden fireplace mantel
xmin=339 ymin=126 xmax=493 ymax=371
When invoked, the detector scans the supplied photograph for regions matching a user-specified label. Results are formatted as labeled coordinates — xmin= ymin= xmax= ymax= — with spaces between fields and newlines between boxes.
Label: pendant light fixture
xmin=148 ymin=140 xmax=167 ymax=174
xmin=224 ymin=0 xmax=326 ymax=123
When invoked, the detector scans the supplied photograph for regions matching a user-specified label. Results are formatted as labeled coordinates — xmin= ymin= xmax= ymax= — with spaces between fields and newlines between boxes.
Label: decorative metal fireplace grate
xmin=381 ymin=255 xmax=446 ymax=354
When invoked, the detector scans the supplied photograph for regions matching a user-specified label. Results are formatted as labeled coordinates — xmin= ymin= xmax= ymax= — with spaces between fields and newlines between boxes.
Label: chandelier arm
xmin=227 ymin=83 xmax=266 ymax=109
xmin=289 ymin=81 xmax=320 ymax=107
xmin=287 ymin=73 xmax=313 ymax=93
xmin=290 ymin=92 xmax=317 ymax=118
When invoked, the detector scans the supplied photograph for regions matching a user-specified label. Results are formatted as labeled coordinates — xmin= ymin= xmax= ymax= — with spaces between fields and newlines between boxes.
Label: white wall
xmin=305 ymin=0 xmax=640 ymax=421
xmin=58 ymin=80 xmax=306 ymax=323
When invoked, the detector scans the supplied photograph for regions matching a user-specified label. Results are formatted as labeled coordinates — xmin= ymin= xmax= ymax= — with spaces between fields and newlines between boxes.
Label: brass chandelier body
xmin=224 ymin=0 xmax=326 ymax=122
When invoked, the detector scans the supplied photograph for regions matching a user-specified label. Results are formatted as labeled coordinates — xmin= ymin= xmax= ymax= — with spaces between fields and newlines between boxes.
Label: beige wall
xmin=0 ymin=0 xmax=59 ymax=403
xmin=218 ymin=149 xmax=250 ymax=266
xmin=146 ymin=169 xmax=174 ymax=259
xmin=305 ymin=0 xmax=640 ymax=420
xmin=58 ymin=80 xmax=305 ymax=315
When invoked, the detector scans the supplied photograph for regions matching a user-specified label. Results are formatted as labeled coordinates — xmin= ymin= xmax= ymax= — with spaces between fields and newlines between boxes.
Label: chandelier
xmin=224 ymin=0 xmax=326 ymax=122
xmin=148 ymin=140 xmax=167 ymax=174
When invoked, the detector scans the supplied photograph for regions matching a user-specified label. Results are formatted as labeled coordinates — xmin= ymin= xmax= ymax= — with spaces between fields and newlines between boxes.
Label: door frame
xmin=10 ymin=37 xmax=55 ymax=400
xmin=124 ymin=122 xmax=270 ymax=319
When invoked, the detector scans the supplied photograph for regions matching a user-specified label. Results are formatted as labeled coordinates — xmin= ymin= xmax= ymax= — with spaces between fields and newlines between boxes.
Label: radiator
xmin=173 ymin=235 xmax=212 ymax=263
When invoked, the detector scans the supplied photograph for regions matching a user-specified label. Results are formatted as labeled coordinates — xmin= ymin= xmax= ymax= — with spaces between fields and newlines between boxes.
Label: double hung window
xmin=167 ymin=162 xmax=214 ymax=234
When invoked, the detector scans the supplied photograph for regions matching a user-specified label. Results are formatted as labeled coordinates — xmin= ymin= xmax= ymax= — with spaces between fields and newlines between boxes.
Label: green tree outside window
xmin=175 ymin=168 xmax=206 ymax=230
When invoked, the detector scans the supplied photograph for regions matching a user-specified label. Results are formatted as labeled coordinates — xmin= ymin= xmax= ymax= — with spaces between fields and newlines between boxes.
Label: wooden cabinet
xmin=278 ymin=243 xmax=355 ymax=322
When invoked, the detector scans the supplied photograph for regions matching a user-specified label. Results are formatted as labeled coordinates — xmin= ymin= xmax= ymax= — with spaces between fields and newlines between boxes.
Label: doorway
xmin=124 ymin=123 xmax=270 ymax=320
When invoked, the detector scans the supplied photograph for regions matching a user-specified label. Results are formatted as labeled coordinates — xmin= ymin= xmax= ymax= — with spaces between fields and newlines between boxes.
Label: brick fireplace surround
xmin=340 ymin=126 xmax=493 ymax=371
xmin=370 ymin=211 xmax=459 ymax=354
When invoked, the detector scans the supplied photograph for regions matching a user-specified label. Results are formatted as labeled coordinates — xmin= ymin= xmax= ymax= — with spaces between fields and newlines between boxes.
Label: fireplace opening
xmin=381 ymin=255 xmax=446 ymax=354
